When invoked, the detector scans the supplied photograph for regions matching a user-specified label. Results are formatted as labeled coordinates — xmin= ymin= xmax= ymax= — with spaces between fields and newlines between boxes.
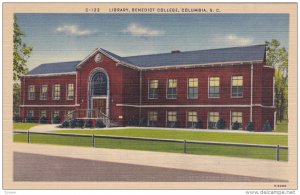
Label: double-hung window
xmin=231 ymin=76 xmax=243 ymax=97
xmin=66 ymin=83 xmax=74 ymax=100
xmin=40 ymin=85 xmax=48 ymax=100
xmin=187 ymin=111 xmax=198 ymax=128
xmin=231 ymin=112 xmax=243 ymax=128
xmin=208 ymin=112 xmax=219 ymax=129
xmin=188 ymin=78 xmax=198 ymax=99
xmin=209 ymin=77 xmax=220 ymax=98
xmin=149 ymin=80 xmax=158 ymax=99
xmin=148 ymin=111 xmax=158 ymax=126
xmin=167 ymin=79 xmax=177 ymax=99
xmin=28 ymin=85 xmax=35 ymax=100
xmin=52 ymin=84 xmax=60 ymax=100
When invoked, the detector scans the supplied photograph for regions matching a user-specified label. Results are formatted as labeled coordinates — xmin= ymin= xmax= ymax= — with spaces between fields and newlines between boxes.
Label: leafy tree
xmin=13 ymin=83 xmax=20 ymax=116
xmin=13 ymin=15 xmax=32 ymax=81
xmin=266 ymin=40 xmax=288 ymax=122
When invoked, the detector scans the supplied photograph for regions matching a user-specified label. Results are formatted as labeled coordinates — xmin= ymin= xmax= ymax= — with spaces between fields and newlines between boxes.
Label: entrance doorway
xmin=93 ymin=99 xmax=107 ymax=116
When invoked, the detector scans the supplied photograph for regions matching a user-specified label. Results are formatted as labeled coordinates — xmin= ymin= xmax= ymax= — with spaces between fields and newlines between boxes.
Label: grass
xmin=55 ymin=128 xmax=288 ymax=146
xmin=274 ymin=120 xmax=288 ymax=133
xmin=13 ymin=133 xmax=288 ymax=161
xmin=13 ymin=122 xmax=43 ymax=130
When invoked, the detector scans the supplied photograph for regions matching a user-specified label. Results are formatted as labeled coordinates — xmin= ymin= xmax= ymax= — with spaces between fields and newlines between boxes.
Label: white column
xmin=250 ymin=63 xmax=253 ymax=122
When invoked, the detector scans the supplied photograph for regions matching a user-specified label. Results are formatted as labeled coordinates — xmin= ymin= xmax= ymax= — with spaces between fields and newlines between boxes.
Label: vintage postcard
xmin=2 ymin=2 xmax=297 ymax=191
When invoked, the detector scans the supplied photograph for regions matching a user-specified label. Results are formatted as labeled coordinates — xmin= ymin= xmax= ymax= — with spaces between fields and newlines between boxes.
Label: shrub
xmin=60 ymin=120 xmax=70 ymax=128
xmin=231 ymin=121 xmax=240 ymax=130
xmin=13 ymin=115 xmax=21 ymax=123
xmin=96 ymin=120 xmax=106 ymax=128
xmin=53 ymin=116 xmax=61 ymax=124
xmin=216 ymin=118 xmax=226 ymax=129
xmin=128 ymin=117 xmax=139 ymax=126
xmin=196 ymin=121 xmax=203 ymax=129
xmin=85 ymin=119 xmax=94 ymax=128
xmin=246 ymin=121 xmax=255 ymax=131
xmin=262 ymin=120 xmax=273 ymax=132
xmin=139 ymin=118 xmax=147 ymax=127
xmin=40 ymin=116 xmax=48 ymax=124
xmin=169 ymin=121 xmax=180 ymax=128
xmin=77 ymin=119 xmax=85 ymax=128
xmin=26 ymin=116 xmax=35 ymax=123
xmin=70 ymin=119 xmax=77 ymax=128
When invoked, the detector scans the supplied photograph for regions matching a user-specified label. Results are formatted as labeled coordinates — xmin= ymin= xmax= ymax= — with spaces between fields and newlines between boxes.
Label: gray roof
xmin=123 ymin=44 xmax=266 ymax=67
xmin=26 ymin=45 xmax=265 ymax=75
xmin=27 ymin=61 xmax=80 ymax=75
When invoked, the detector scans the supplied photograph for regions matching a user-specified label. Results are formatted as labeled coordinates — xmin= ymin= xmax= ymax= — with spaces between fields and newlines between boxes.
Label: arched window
xmin=91 ymin=72 xmax=107 ymax=96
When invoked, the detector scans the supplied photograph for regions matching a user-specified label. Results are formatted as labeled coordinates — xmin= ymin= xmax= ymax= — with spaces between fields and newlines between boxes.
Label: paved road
xmin=14 ymin=152 xmax=285 ymax=182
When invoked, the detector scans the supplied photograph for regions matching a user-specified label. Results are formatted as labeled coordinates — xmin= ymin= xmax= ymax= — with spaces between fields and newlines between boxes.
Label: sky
xmin=16 ymin=14 xmax=289 ymax=70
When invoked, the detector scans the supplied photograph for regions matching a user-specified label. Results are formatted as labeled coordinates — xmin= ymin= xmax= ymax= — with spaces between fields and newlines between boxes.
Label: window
xmin=148 ymin=111 xmax=158 ymax=126
xmin=231 ymin=112 xmax=243 ymax=128
xmin=27 ymin=110 xmax=34 ymax=117
xmin=52 ymin=84 xmax=60 ymax=100
xmin=167 ymin=79 xmax=177 ymax=99
xmin=209 ymin=77 xmax=220 ymax=98
xmin=188 ymin=111 xmax=198 ymax=128
xmin=167 ymin=111 xmax=177 ymax=127
xmin=40 ymin=110 xmax=46 ymax=118
xmin=53 ymin=110 xmax=59 ymax=118
xmin=188 ymin=78 xmax=198 ymax=99
xmin=66 ymin=110 xmax=73 ymax=120
xmin=149 ymin=80 xmax=158 ymax=99
xmin=67 ymin=83 xmax=74 ymax=100
xmin=208 ymin=112 xmax=219 ymax=129
xmin=28 ymin=85 xmax=35 ymax=100
xmin=232 ymin=76 xmax=243 ymax=97
xmin=91 ymin=72 xmax=107 ymax=96
xmin=40 ymin=85 xmax=48 ymax=100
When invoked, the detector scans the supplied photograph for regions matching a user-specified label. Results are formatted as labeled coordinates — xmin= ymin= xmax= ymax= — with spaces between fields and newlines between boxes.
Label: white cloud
xmin=214 ymin=34 xmax=254 ymax=46
xmin=56 ymin=25 xmax=94 ymax=37
xmin=122 ymin=23 xmax=165 ymax=37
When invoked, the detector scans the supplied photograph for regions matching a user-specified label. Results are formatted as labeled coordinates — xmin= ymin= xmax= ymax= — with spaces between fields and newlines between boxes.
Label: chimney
xmin=171 ymin=50 xmax=181 ymax=54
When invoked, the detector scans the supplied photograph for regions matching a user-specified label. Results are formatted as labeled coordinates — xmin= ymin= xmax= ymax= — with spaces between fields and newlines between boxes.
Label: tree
xmin=13 ymin=14 xmax=33 ymax=81
xmin=265 ymin=39 xmax=288 ymax=122
xmin=13 ymin=15 xmax=32 ymax=116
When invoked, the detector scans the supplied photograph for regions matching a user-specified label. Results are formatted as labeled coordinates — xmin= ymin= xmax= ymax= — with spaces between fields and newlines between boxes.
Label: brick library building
xmin=19 ymin=44 xmax=276 ymax=131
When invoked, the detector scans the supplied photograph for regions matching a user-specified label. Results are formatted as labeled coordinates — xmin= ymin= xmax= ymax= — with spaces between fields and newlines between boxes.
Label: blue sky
xmin=16 ymin=14 xmax=289 ymax=70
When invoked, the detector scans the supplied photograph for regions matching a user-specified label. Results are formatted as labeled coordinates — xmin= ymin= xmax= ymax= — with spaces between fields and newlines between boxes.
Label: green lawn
xmin=55 ymin=128 xmax=288 ymax=146
xmin=13 ymin=122 xmax=43 ymax=130
xmin=274 ymin=120 xmax=288 ymax=133
xmin=13 ymin=133 xmax=288 ymax=161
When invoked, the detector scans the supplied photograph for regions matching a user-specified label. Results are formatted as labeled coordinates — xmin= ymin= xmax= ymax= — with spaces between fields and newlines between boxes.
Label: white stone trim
xmin=21 ymin=72 xmax=76 ymax=78
xmin=20 ymin=104 xmax=79 ymax=107
xmin=116 ymin=103 xmax=276 ymax=108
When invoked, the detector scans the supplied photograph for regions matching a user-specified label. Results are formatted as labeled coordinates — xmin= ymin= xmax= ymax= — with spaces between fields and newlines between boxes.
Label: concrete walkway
xmin=28 ymin=124 xmax=287 ymax=135
xmin=12 ymin=143 xmax=289 ymax=181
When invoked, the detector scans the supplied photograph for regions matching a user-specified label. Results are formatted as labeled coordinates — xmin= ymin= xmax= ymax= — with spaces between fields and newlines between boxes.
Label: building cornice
xmin=21 ymin=72 xmax=76 ymax=78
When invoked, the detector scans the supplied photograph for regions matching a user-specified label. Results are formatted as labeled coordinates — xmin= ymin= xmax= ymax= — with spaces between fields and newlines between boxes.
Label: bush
xmin=60 ymin=120 xmax=70 ymax=128
xmin=246 ymin=121 xmax=255 ymax=131
xmin=53 ymin=116 xmax=61 ymax=124
xmin=262 ymin=120 xmax=273 ymax=132
xmin=70 ymin=119 xmax=77 ymax=128
xmin=196 ymin=121 xmax=203 ymax=129
xmin=128 ymin=117 xmax=139 ymax=126
xmin=77 ymin=119 xmax=85 ymax=128
xmin=139 ymin=118 xmax=147 ymax=127
xmin=85 ymin=119 xmax=94 ymax=128
xmin=216 ymin=118 xmax=226 ymax=129
xmin=40 ymin=116 xmax=48 ymax=124
xmin=231 ymin=121 xmax=240 ymax=130
xmin=169 ymin=121 xmax=180 ymax=128
xmin=13 ymin=115 xmax=21 ymax=123
xmin=96 ymin=120 xmax=106 ymax=128
xmin=26 ymin=116 xmax=35 ymax=123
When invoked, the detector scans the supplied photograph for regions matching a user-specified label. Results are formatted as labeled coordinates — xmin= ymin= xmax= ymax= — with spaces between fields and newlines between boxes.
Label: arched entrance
xmin=88 ymin=68 xmax=110 ymax=118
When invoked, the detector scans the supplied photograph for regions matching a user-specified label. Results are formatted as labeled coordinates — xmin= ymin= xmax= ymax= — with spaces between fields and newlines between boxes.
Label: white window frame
xmin=148 ymin=79 xmax=158 ymax=99
xmin=187 ymin=78 xmax=198 ymax=99
xmin=231 ymin=111 xmax=243 ymax=127
xmin=27 ymin=110 xmax=34 ymax=117
xmin=148 ymin=111 xmax=158 ymax=126
xmin=166 ymin=79 xmax=177 ymax=99
xmin=52 ymin=84 xmax=60 ymax=100
xmin=208 ymin=112 xmax=219 ymax=129
xmin=40 ymin=84 xmax=48 ymax=100
xmin=66 ymin=83 xmax=74 ymax=100
xmin=231 ymin=76 xmax=243 ymax=98
xmin=40 ymin=110 xmax=47 ymax=118
xmin=28 ymin=85 xmax=35 ymax=100
xmin=208 ymin=77 xmax=220 ymax=98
